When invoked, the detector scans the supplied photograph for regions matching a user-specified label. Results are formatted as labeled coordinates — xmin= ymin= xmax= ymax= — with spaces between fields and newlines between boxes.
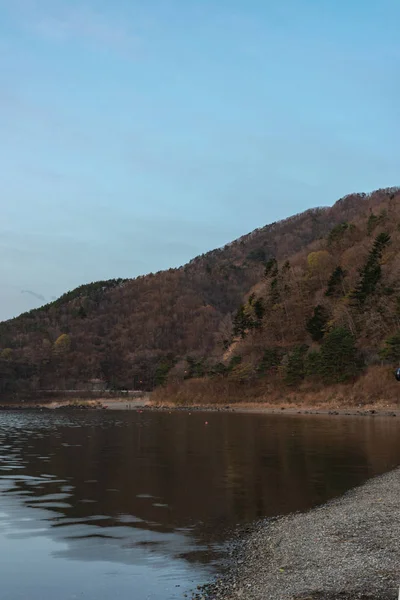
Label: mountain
xmin=154 ymin=187 xmax=400 ymax=406
xmin=0 ymin=187 xmax=398 ymax=398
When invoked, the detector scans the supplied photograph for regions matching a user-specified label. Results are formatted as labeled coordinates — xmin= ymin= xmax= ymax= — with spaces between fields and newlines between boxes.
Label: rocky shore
xmin=147 ymin=404 xmax=399 ymax=418
xmin=0 ymin=397 xmax=399 ymax=417
xmin=200 ymin=468 xmax=400 ymax=600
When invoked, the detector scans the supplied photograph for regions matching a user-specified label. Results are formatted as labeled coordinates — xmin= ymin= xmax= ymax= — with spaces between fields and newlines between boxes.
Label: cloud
xmin=1 ymin=0 xmax=140 ymax=56
xmin=21 ymin=289 xmax=46 ymax=302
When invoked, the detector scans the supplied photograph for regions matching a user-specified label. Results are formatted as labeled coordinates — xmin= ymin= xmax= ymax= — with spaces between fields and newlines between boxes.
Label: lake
xmin=0 ymin=410 xmax=400 ymax=600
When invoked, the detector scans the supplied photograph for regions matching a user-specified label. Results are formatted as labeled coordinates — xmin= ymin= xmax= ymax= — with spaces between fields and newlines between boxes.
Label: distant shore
xmin=199 ymin=467 xmax=400 ymax=600
xmin=0 ymin=397 xmax=399 ymax=418
xmin=0 ymin=395 xmax=151 ymax=411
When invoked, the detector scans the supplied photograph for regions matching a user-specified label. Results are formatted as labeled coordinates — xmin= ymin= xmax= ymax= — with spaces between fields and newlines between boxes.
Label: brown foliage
xmin=153 ymin=366 xmax=400 ymax=408
xmin=1 ymin=187 xmax=400 ymax=395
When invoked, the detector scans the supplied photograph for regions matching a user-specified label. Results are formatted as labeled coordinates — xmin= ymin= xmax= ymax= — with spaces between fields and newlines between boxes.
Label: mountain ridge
xmin=0 ymin=187 xmax=398 ymax=398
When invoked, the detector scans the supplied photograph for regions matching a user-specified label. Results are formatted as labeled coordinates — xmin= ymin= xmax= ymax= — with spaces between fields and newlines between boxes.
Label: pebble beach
xmin=202 ymin=468 xmax=400 ymax=600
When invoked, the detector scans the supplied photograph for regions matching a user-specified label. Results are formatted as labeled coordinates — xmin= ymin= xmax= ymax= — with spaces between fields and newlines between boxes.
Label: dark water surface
xmin=1 ymin=410 xmax=400 ymax=599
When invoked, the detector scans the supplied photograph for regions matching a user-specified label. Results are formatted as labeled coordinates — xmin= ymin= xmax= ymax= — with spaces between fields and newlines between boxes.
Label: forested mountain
xmin=155 ymin=187 xmax=400 ymax=405
xmin=0 ymin=187 xmax=398 ymax=398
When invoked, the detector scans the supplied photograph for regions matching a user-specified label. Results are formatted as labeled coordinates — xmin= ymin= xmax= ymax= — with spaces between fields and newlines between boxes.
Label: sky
xmin=1 ymin=0 xmax=400 ymax=321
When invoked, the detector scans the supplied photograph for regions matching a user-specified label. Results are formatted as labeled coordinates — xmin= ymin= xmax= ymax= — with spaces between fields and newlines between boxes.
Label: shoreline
xmin=147 ymin=402 xmax=400 ymax=418
xmin=199 ymin=467 xmax=400 ymax=600
xmin=0 ymin=397 xmax=399 ymax=418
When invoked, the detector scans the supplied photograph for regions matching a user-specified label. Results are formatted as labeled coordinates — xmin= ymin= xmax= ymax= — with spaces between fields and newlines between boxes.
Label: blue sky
xmin=1 ymin=0 xmax=400 ymax=320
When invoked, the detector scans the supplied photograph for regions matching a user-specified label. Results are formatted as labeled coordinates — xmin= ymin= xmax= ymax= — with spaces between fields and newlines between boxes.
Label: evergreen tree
xmin=248 ymin=293 xmax=256 ymax=306
xmin=185 ymin=356 xmax=206 ymax=378
xmin=253 ymin=298 xmax=265 ymax=323
xmin=319 ymin=327 xmax=361 ymax=383
xmin=264 ymin=258 xmax=278 ymax=278
xmin=270 ymin=278 xmax=280 ymax=305
xmin=352 ymin=232 xmax=391 ymax=304
xmin=379 ymin=332 xmax=400 ymax=362
xmin=228 ymin=355 xmax=242 ymax=371
xmin=77 ymin=306 xmax=87 ymax=319
xmin=257 ymin=347 xmax=282 ymax=375
xmin=247 ymin=247 xmax=266 ymax=263
xmin=233 ymin=305 xmax=251 ymax=338
xmin=305 ymin=350 xmax=323 ymax=378
xmin=367 ymin=210 xmax=387 ymax=236
xmin=285 ymin=345 xmax=308 ymax=386
xmin=306 ymin=305 xmax=329 ymax=342
xmin=154 ymin=355 xmax=176 ymax=386
xmin=325 ymin=266 xmax=347 ymax=297
xmin=208 ymin=362 xmax=228 ymax=377
xmin=327 ymin=222 xmax=350 ymax=245
xmin=367 ymin=213 xmax=379 ymax=236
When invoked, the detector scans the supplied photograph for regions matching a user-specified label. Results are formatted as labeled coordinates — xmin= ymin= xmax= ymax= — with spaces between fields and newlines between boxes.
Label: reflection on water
xmin=0 ymin=410 xmax=400 ymax=599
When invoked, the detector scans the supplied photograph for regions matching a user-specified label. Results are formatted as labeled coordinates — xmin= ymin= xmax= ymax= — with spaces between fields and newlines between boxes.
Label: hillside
xmin=0 ymin=187 xmax=398 ymax=398
xmin=153 ymin=187 xmax=400 ymax=406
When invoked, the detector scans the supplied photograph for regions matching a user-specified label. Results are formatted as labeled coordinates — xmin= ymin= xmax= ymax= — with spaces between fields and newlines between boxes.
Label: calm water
xmin=1 ymin=410 xmax=400 ymax=600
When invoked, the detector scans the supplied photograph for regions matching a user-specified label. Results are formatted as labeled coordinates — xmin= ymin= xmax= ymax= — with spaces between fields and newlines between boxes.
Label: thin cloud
xmin=21 ymin=289 xmax=46 ymax=302
xmin=1 ymin=0 xmax=140 ymax=56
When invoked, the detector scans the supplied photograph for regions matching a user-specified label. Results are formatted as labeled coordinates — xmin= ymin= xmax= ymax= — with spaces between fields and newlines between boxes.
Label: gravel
xmin=200 ymin=469 xmax=400 ymax=600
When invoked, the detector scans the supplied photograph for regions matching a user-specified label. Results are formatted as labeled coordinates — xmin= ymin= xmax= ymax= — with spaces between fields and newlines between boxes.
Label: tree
xmin=209 ymin=362 xmax=228 ymax=377
xmin=327 ymin=222 xmax=350 ymax=245
xmin=270 ymin=277 xmax=280 ymax=305
xmin=185 ymin=356 xmax=206 ymax=378
xmin=77 ymin=306 xmax=87 ymax=319
xmin=247 ymin=247 xmax=266 ymax=263
xmin=248 ymin=293 xmax=256 ymax=306
xmin=367 ymin=213 xmax=379 ymax=236
xmin=325 ymin=266 xmax=347 ymax=297
xmin=306 ymin=305 xmax=329 ymax=342
xmin=264 ymin=258 xmax=278 ymax=278
xmin=233 ymin=305 xmax=252 ymax=338
xmin=307 ymin=251 xmax=331 ymax=273
xmin=305 ymin=350 xmax=323 ymax=378
xmin=253 ymin=298 xmax=265 ymax=323
xmin=228 ymin=355 xmax=242 ymax=371
xmin=154 ymin=354 xmax=177 ymax=386
xmin=367 ymin=210 xmax=387 ymax=236
xmin=54 ymin=334 xmax=71 ymax=355
xmin=285 ymin=345 xmax=308 ymax=386
xmin=319 ymin=327 xmax=361 ymax=383
xmin=352 ymin=232 xmax=391 ymax=304
xmin=379 ymin=332 xmax=400 ymax=363
xmin=257 ymin=347 xmax=282 ymax=375
xmin=0 ymin=348 xmax=13 ymax=361
xmin=307 ymin=250 xmax=331 ymax=285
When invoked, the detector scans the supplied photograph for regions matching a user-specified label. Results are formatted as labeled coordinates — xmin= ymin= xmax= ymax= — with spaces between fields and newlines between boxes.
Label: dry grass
xmin=151 ymin=366 xmax=400 ymax=410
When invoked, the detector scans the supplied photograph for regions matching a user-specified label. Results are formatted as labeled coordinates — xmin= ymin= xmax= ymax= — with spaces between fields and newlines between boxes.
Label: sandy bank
xmin=0 ymin=396 xmax=151 ymax=411
xmin=45 ymin=396 xmax=152 ymax=410
xmin=201 ymin=468 xmax=400 ymax=600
